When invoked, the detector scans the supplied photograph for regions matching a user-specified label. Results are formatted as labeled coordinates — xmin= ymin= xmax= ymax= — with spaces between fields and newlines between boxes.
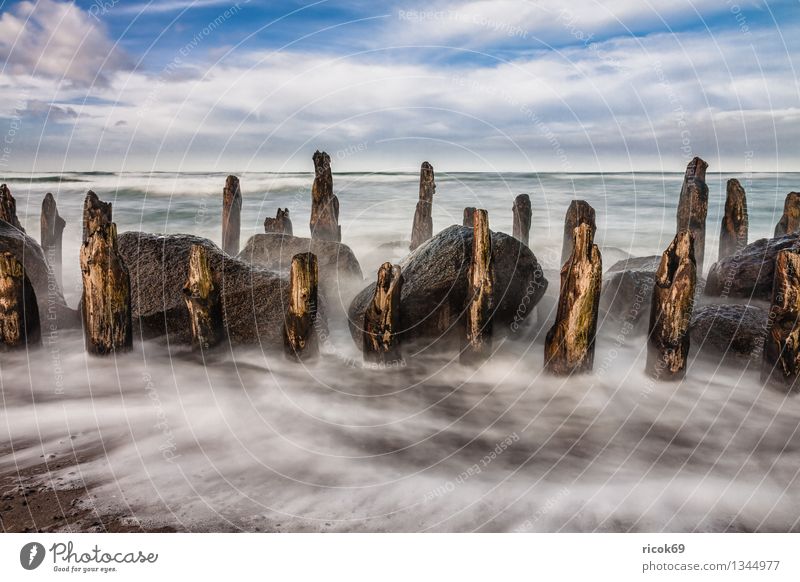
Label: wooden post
xmin=40 ymin=192 xmax=66 ymax=287
xmin=182 ymin=244 xmax=224 ymax=350
xmin=462 ymin=207 xmax=476 ymax=227
xmin=676 ymin=157 xmax=708 ymax=272
xmin=719 ymin=178 xmax=748 ymax=259
xmin=544 ymin=222 xmax=602 ymax=375
xmin=80 ymin=222 xmax=132 ymax=355
xmin=222 ymin=175 xmax=242 ymax=255
xmin=774 ymin=192 xmax=800 ymax=237
xmin=0 ymin=252 xmax=40 ymax=349
xmin=0 ymin=183 xmax=24 ymax=232
xmin=512 ymin=193 xmax=532 ymax=246
xmin=284 ymin=252 xmax=319 ymax=361
xmin=310 ymin=151 xmax=340 ymax=242
xmin=82 ymin=190 xmax=112 ymax=242
xmin=646 ymin=230 xmax=696 ymax=380
xmin=461 ymin=209 xmax=494 ymax=365
xmin=410 ymin=161 xmax=435 ymax=250
xmin=561 ymin=200 xmax=596 ymax=265
xmin=264 ymin=208 xmax=293 ymax=235
xmin=762 ymin=247 xmax=800 ymax=390
xmin=363 ymin=262 xmax=403 ymax=364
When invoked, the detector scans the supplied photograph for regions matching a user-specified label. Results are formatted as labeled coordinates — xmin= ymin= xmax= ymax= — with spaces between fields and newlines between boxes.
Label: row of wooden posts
xmin=1 ymin=155 xmax=799 ymax=390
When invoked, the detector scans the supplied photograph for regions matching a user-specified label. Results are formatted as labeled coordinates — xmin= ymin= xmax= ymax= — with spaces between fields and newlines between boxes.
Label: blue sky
xmin=0 ymin=0 xmax=798 ymax=171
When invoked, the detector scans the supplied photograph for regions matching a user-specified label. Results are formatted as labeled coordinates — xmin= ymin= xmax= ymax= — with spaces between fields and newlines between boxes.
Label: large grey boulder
xmin=118 ymin=232 xmax=295 ymax=346
xmin=347 ymin=225 xmax=548 ymax=350
xmin=689 ymin=304 xmax=767 ymax=361
xmin=0 ymin=219 xmax=78 ymax=329
xmin=600 ymin=256 xmax=660 ymax=332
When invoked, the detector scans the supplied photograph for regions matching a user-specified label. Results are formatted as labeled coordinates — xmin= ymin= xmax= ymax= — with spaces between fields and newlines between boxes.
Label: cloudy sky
xmin=0 ymin=0 xmax=797 ymax=172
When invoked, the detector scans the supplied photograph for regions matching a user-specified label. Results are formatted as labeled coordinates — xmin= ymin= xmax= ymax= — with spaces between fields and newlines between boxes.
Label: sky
xmin=0 ymin=0 xmax=797 ymax=172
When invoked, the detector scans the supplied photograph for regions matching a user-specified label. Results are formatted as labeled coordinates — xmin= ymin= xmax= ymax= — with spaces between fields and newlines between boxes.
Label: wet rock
xmin=689 ymin=304 xmax=766 ymax=361
xmin=347 ymin=225 xmax=548 ymax=350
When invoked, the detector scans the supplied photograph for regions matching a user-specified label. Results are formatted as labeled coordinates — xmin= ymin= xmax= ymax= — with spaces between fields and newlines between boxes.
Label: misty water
xmin=3 ymin=170 xmax=800 ymax=532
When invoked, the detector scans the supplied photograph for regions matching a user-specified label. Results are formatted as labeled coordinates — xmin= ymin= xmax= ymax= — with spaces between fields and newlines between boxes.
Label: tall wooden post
xmin=310 ymin=151 xmax=340 ymax=242
xmin=0 ymin=184 xmax=24 ymax=232
xmin=462 ymin=207 xmax=476 ymax=227
xmin=222 ymin=175 xmax=242 ymax=255
xmin=561 ymin=200 xmax=596 ymax=265
xmin=41 ymin=192 xmax=66 ymax=287
xmin=82 ymin=190 xmax=112 ymax=242
xmin=718 ymin=178 xmax=748 ymax=259
xmin=774 ymin=192 xmax=800 ymax=237
xmin=676 ymin=157 xmax=708 ymax=272
xmin=461 ymin=209 xmax=494 ymax=365
xmin=80 ymin=222 xmax=132 ymax=355
xmin=363 ymin=262 xmax=403 ymax=364
xmin=512 ymin=194 xmax=532 ymax=246
xmin=182 ymin=244 xmax=224 ymax=350
xmin=762 ymin=247 xmax=800 ymax=391
xmin=0 ymin=252 xmax=40 ymax=349
xmin=284 ymin=252 xmax=319 ymax=361
xmin=410 ymin=161 xmax=435 ymax=250
xmin=544 ymin=222 xmax=602 ymax=375
xmin=646 ymin=230 xmax=696 ymax=380
xmin=264 ymin=208 xmax=293 ymax=235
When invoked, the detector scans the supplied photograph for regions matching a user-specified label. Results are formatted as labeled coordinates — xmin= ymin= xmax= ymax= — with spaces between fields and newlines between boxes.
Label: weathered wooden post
xmin=41 ymin=192 xmax=66 ymax=287
xmin=410 ymin=161 xmax=435 ymax=250
xmin=0 ymin=184 xmax=24 ymax=232
xmin=363 ymin=262 xmax=403 ymax=364
xmin=264 ymin=208 xmax=293 ymax=235
xmin=561 ymin=200 xmax=596 ymax=265
xmin=82 ymin=190 xmax=112 ymax=242
xmin=80 ymin=222 xmax=132 ymax=355
xmin=310 ymin=151 xmax=340 ymax=242
xmin=544 ymin=222 xmax=602 ymax=375
xmin=774 ymin=192 xmax=800 ymax=237
xmin=182 ymin=244 xmax=224 ymax=350
xmin=284 ymin=252 xmax=319 ymax=361
xmin=718 ymin=178 xmax=748 ymax=259
xmin=646 ymin=230 xmax=696 ymax=380
xmin=676 ymin=157 xmax=708 ymax=272
xmin=222 ymin=175 xmax=242 ymax=255
xmin=462 ymin=207 xmax=476 ymax=227
xmin=512 ymin=193 xmax=532 ymax=246
xmin=762 ymin=247 xmax=800 ymax=390
xmin=0 ymin=252 xmax=41 ymax=349
xmin=461 ymin=209 xmax=494 ymax=365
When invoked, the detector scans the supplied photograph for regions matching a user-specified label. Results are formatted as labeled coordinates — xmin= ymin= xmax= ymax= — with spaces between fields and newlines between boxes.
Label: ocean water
xmin=2 ymin=170 xmax=800 ymax=532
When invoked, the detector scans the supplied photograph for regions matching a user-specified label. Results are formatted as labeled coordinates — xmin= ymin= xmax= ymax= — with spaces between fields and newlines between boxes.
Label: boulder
xmin=347 ymin=225 xmax=548 ymax=350
xmin=600 ymin=256 xmax=660 ymax=331
xmin=690 ymin=304 xmax=767 ymax=361
xmin=117 ymin=232 xmax=295 ymax=346
xmin=0 ymin=219 xmax=77 ymax=329
xmin=705 ymin=234 xmax=800 ymax=300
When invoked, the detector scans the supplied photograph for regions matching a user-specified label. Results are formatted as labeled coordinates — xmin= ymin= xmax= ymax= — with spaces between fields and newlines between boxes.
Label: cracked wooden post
xmin=80 ymin=222 xmax=132 ymax=355
xmin=719 ymin=178 xmax=748 ymax=259
xmin=561 ymin=200 xmax=596 ymax=265
xmin=462 ymin=207 xmax=476 ymax=227
xmin=676 ymin=157 xmax=708 ymax=272
xmin=513 ymin=193 xmax=532 ymax=246
xmin=363 ymin=262 xmax=403 ymax=364
xmin=0 ymin=252 xmax=40 ymax=349
xmin=410 ymin=161 xmax=435 ymax=250
xmin=761 ymin=247 xmax=800 ymax=391
xmin=222 ymin=175 xmax=242 ymax=255
xmin=0 ymin=184 xmax=24 ymax=232
xmin=182 ymin=244 xmax=224 ymax=350
xmin=774 ymin=192 xmax=800 ymax=237
xmin=646 ymin=230 xmax=696 ymax=380
xmin=284 ymin=252 xmax=319 ymax=361
xmin=264 ymin=208 xmax=293 ymax=235
xmin=461 ymin=208 xmax=494 ymax=365
xmin=41 ymin=192 xmax=66 ymax=287
xmin=544 ymin=222 xmax=602 ymax=375
xmin=82 ymin=190 xmax=112 ymax=242
xmin=310 ymin=151 xmax=340 ymax=242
